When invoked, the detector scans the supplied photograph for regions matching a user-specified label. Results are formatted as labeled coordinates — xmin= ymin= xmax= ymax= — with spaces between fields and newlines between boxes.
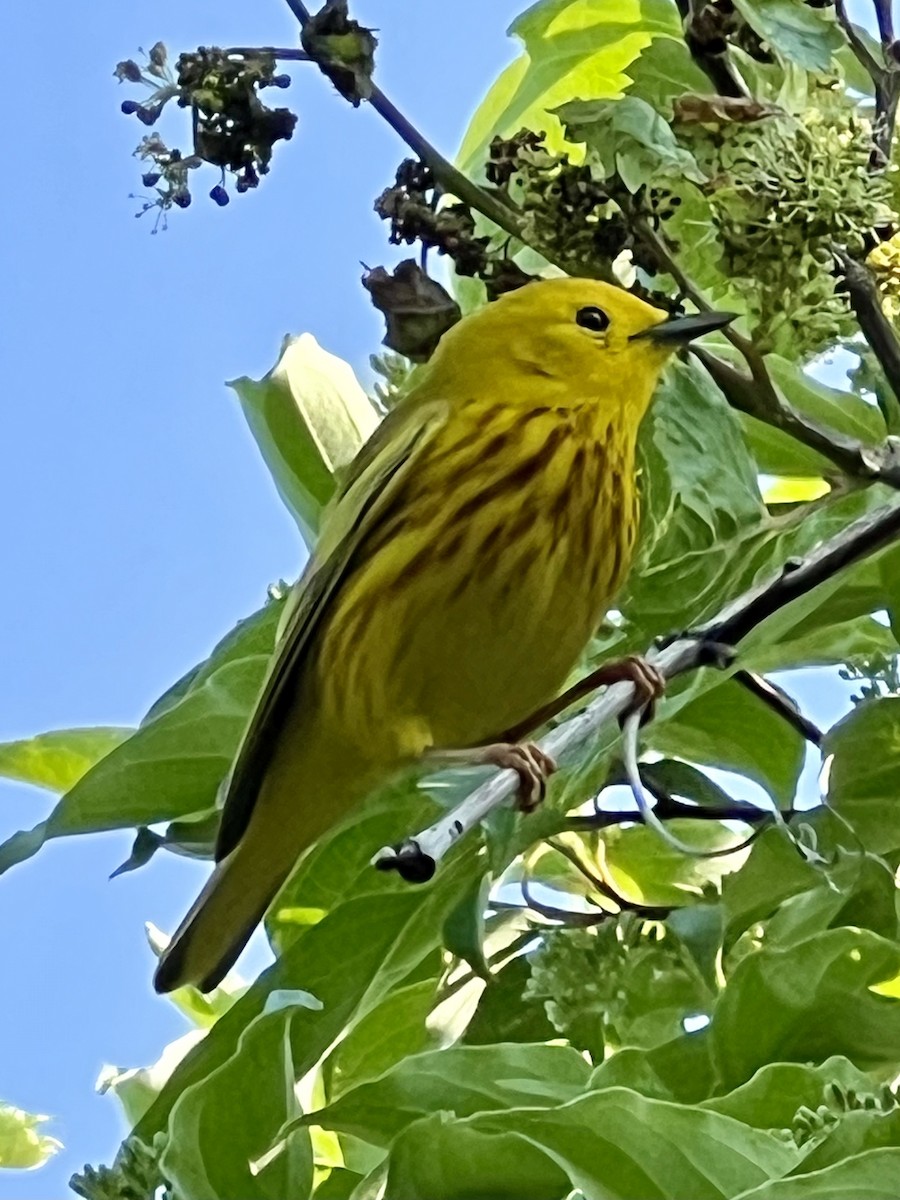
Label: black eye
xmin=576 ymin=306 xmax=610 ymax=333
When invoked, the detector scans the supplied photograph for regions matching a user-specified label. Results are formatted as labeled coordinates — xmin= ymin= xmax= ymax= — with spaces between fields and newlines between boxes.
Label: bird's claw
xmin=615 ymin=654 xmax=667 ymax=727
xmin=477 ymin=741 xmax=558 ymax=813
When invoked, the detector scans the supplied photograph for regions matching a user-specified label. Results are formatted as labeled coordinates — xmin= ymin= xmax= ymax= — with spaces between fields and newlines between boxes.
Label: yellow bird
xmin=153 ymin=278 xmax=733 ymax=994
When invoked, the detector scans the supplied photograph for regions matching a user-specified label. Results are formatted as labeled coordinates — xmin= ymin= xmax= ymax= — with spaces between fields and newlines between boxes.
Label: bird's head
xmin=429 ymin=277 xmax=735 ymax=420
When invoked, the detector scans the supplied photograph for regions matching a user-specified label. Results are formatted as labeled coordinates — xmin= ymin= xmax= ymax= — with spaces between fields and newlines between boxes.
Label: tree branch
xmin=285 ymin=0 xmax=526 ymax=242
xmin=733 ymin=669 xmax=824 ymax=747
xmin=834 ymin=247 xmax=900 ymax=410
xmin=374 ymin=497 xmax=900 ymax=881
xmin=834 ymin=0 xmax=899 ymax=167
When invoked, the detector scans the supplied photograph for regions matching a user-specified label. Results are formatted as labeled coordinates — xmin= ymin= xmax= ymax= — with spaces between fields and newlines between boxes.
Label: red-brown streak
xmin=448 ymin=425 xmax=570 ymax=527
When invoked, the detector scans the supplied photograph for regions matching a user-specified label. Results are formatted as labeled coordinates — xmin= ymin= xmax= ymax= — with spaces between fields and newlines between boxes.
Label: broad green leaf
xmin=733 ymin=0 xmax=844 ymax=72
xmin=796 ymin=1108 xmax=900 ymax=1176
xmin=266 ymin=783 xmax=436 ymax=954
xmin=326 ymin=981 xmax=438 ymax=1098
xmin=161 ymin=1003 xmax=313 ymax=1200
xmin=0 ymin=603 xmax=283 ymax=877
xmin=602 ymin=820 xmax=748 ymax=907
xmin=556 ymin=96 xmax=706 ymax=192
xmin=763 ymin=853 xmax=899 ymax=947
xmin=463 ymin=954 xmax=559 ymax=1046
xmin=639 ymin=759 xmax=745 ymax=810
xmin=722 ymin=826 xmax=823 ymax=943
xmin=701 ymin=1056 xmax=874 ymax=1129
xmin=767 ymin=357 xmax=887 ymax=447
xmin=711 ymin=928 xmax=900 ymax=1091
xmin=588 ymin=1029 xmax=716 ymax=1104
xmin=826 ymin=698 xmax=900 ymax=854
xmin=303 ymin=1043 xmax=591 ymax=1148
xmin=442 ymin=869 xmax=492 ymax=977
xmin=624 ymin=358 xmax=767 ymax=641
xmin=384 ymin=1088 xmax=798 ymax=1200
xmin=0 ymin=727 xmax=131 ymax=794
xmin=136 ymin=848 xmax=479 ymax=1140
xmin=624 ymin=35 xmax=708 ymax=112
xmin=97 ymin=1030 xmax=207 ymax=1127
xmin=0 ymin=1104 xmax=61 ymax=1170
xmin=650 ymin=678 xmax=806 ymax=805
xmin=457 ymin=0 xmax=684 ymax=174
xmin=230 ymin=334 xmax=379 ymax=545
xmin=733 ymin=1147 xmax=900 ymax=1199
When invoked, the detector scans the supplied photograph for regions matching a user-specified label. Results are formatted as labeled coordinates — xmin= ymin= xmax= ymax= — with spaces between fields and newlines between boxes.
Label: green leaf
xmin=588 ymin=1029 xmax=716 ymax=1104
xmin=0 ymin=727 xmax=132 ymax=794
xmin=384 ymin=1088 xmax=798 ymax=1200
xmin=443 ymin=869 xmax=492 ymax=978
xmin=0 ymin=603 xmax=282 ymax=877
xmin=797 ymin=1109 xmax=900 ymax=1176
xmin=161 ymin=1003 xmax=314 ymax=1200
xmin=97 ymin=1030 xmax=207 ymax=1127
xmin=711 ymin=928 xmax=900 ymax=1091
xmin=230 ymin=333 xmax=379 ymax=545
xmin=136 ymin=847 xmax=480 ymax=1141
xmin=266 ymin=783 xmax=436 ymax=954
xmin=602 ymin=820 xmax=748 ymax=907
xmin=457 ymin=0 xmax=684 ymax=174
xmin=624 ymin=35 xmax=709 ymax=112
xmin=305 ymin=1043 xmax=591 ymax=1147
xmin=733 ymin=1147 xmax=900 ymax=1199
xmin=623 ymin=358 xmax=767 ymax=641
xmin=326 ymin=981 xmax=438 ymax=1098
xmin=722 ymin=827 xmax=823 ymax=944
xmin=463 ymin=954 xmax=559 ymax=1046
xmin=650 ymin=677 xmax=806 ymax=806
xmin=733 ymin=0 xmax=844 ymax=72
xmin=0 ymin=1103 xmax=61 ymax=1170
xmin=826 ymin=698 xmax=900 ymax=854
xmin=701 ymin=1056 xmax=874 ymax=1129
xmin=555 ymin=96 xmax=706 ymax=192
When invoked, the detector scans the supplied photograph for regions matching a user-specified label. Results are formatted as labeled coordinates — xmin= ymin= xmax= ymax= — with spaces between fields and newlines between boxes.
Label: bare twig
xmin=834 ymin=0 xmax=900 ymax=166
xmin=284 ymin=0 xmax=526 ymax=242
xmin=676 ymin=0 xmax=749 ymax=99
xmin=374 ymin=497 xmax=900 ymax=880
xmin=734 ymin=669 xmax=824 ymax=747
xmin=834 ymin=248 xmax=900 ymax=410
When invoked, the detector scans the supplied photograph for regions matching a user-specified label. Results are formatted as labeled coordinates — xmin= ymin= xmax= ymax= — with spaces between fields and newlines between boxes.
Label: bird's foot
xmin=428 ymin=742 xmax=558 ymax=813
xmin=605 ymin=654 xmax=667 ymax=725
xmin=471 ymin=741 xmax=558 ymax=813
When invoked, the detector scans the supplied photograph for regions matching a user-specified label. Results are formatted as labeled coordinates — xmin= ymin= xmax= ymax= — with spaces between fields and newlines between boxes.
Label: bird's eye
xmin=576 ymin=306 xmax=610 ymax=333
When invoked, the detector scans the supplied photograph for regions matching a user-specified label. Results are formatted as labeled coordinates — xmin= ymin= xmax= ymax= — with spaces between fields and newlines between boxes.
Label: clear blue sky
xmin=0 ymin=1 xmax=874 ymax=1196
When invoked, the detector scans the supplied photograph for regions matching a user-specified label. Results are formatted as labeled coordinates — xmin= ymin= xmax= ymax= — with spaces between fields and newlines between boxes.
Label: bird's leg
xmin=498 ymin=654 xmax=667 ymax=743
xmin=426 ymin=743 xmax=558 ymax=813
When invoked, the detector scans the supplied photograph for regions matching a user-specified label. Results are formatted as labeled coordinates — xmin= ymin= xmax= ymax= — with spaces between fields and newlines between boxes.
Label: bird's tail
xmin=152 ymin=822 xmax=296 ymax=994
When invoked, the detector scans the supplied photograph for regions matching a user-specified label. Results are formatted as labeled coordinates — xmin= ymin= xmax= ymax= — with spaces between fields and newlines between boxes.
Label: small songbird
xmin=153 ymin=278 xmax=734 ymax=994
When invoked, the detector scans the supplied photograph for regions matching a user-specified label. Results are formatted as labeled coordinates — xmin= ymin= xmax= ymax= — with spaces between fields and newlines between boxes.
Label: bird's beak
xmin=631 ymin=310 xmax=737 ymax=344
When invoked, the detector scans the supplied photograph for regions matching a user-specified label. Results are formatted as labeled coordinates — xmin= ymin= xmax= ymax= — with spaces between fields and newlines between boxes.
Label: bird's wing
xmin=214 ymin=396 xmax=448 ymax=861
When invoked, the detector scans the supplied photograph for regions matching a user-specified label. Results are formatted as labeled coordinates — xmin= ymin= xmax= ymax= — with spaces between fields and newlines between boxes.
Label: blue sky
xmin=0 ymin=1 xmax=524 ymax=1193
xmin=0 ymin=0 xmax=876 ymax=1196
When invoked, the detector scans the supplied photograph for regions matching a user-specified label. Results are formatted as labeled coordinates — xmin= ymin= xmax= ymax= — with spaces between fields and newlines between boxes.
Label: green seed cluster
xmin=488 ymin=132 xmax=647 ymax=277
xmin=680 ymin=102 xmax=896 ymax=357
xmin=524 ymin=917 xmax=704 ymax=1057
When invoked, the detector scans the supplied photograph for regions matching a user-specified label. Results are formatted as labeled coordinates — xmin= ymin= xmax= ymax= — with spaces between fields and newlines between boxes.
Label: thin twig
xmin=734 ymin=669 xmax=824 ymax=746
xmin=224 ymin=46 xmax=312 ymax=60
xmin=374 ymin=497 xmax=900 ymax=880
xmin=284 ymin=0 xmax=526 ymax=241
xmin=834 ymin=247 xmax=900 ymax=409
xmin=834 ymin=0 xmax=899 ymax=166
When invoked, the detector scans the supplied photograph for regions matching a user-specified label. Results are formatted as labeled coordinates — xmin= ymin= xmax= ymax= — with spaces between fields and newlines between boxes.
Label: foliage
xmin=11 ymin=0 xmax=900 ymax=1197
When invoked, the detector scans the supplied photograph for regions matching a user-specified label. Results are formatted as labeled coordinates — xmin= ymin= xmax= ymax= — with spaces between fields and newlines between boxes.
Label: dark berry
xmin=210 ymin=184 xmax=230 ymax=206
xmin=173 ymin=191 xmax=192 ymax=209
xmin=142 ymin=172 xmax=161 ymax=187
xmin=121 ymin=100 xmax=141 ymax=115
xmin=271 ymin=74 xmax=291 ymax=88
xmin=136 ymin=105 xmax=161 ymax=126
